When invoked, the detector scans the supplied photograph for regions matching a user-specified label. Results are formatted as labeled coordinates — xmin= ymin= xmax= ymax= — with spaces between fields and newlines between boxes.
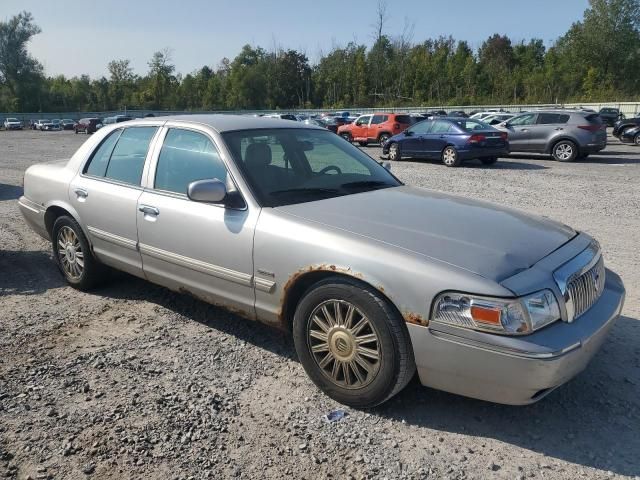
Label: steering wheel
xmin=318 ymin=165 xmax=342 ymax=175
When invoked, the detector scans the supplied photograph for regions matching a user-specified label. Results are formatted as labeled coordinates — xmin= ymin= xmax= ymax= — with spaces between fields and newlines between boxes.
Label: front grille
xmin=566 ymin=256 xmax=605 ymax=320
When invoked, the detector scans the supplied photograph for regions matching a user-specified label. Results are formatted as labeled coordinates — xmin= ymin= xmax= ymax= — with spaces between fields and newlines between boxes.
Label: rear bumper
xmin=18 ymin=196 xmax=49 ymax=240
xmin=581 ymin=142 xmax=607 ymax=154
xmin=408 ymin=270 xmax=625 ymax=405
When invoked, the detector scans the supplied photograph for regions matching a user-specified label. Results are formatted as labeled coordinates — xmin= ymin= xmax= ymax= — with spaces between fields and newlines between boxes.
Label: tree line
xmin=0 ymin=0 xmax=638 ymax=114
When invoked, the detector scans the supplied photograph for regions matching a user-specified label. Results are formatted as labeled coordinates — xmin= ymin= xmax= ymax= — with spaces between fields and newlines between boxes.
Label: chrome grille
xmin=553 ymin=241 xmax=605 ymax=322
xmin=566 ymin=256 xmax=605 ymax=320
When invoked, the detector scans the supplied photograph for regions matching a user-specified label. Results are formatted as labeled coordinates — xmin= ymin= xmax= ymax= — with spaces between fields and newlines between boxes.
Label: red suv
xmin=338 ymin=113 xmax=413 ymax=146
xmin=75 ymin=118 xmax=100 ymax=134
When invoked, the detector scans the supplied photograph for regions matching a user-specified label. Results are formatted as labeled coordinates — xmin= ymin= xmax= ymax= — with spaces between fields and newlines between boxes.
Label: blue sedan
xmin=382 ymin=117 xmax=509 ymax=167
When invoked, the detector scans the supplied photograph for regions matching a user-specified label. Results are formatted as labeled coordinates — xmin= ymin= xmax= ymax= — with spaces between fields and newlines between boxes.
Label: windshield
xmin=222 ymin=128 xmax=401 ymax=207
xmin=7 ymin=118 xmax=18 ymax=122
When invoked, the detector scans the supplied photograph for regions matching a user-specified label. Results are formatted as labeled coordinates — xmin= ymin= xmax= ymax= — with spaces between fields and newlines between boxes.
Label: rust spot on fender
xmin=404 ymin=312 xmax=428 ymax=327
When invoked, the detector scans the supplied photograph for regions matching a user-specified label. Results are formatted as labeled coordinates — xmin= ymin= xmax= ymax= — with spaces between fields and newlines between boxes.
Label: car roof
xmin=125 ymin=114 xmax=322 ymax=133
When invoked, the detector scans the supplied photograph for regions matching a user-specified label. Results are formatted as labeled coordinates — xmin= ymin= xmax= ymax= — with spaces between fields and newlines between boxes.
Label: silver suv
xmin=496 ymin=109 xmax=607 ymax=161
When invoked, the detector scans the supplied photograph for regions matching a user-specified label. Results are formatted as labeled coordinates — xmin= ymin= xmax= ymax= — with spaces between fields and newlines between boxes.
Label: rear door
xmin=422 ymin=120 xmax=452 ymax=158
xmin=502 ymin=113 xmax=537 ymax=151
xmin=368 ymin=114 xmax=388 ymax=140
xmin=70 ymin=125 xmax=160 ymax=277
xmin=136 ymin=125 xmax=258 ymax=317
xmin=528 ymin=113 xmax=569 ymax=152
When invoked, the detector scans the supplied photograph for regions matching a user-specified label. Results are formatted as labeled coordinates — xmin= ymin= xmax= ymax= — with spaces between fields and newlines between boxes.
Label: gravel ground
xmin=0 ymin=129 xmax=639 ymax=480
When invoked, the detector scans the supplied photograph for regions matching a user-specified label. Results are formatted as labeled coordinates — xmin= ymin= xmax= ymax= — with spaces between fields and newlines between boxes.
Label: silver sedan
xmin=19 ymin=115 xmax=625 ymax=407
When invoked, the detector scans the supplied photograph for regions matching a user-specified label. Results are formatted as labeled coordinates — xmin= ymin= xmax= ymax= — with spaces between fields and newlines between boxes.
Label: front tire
xmin=293 ymin=277 xmax=415 ymax=408
xmin=634 ymin=133 xmax=640 ymax=146
xmin=340 ymin=133 xmax=352 ymax=143
xmin=388 ymin=142 xmax=401 ymax=161
xmin=442 ymin=146 xmax=462 ymax=167
xmin=51 ymin=216 xmax=103 ymax=290
xmin=378 ymin=133 xmax=391 ymax=145
xmin=552 ymin=140 xmax=578 ymax=162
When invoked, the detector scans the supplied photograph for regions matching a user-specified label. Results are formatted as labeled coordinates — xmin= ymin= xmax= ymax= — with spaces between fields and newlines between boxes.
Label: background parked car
xmin=598 ymin=107 xmax=624 ymax=127
xmin=264 ymin=113 xmax=298 ymax=121
xmin=619 ymin=125 xmax=640 ymax=145
xmin=338 ymin=113 xmax=413 ymax=146
xmin=39 ymin=119 xmax=60 ymax=131
xmin=483 ymin=113 xmax=515 ymax=125
xmin=74 ymin=118 xmax=100 ymax=134
xmin=448 ymin=110 xmax=468 ymax=118
xmin=315 ymin=117 xmax=339 ymax=134
xmin=3 ymin=117 xmax=22 ymax=130
xmin=103 ymin=115 xmax=133 ymax=125
xmin=494 ymin=109 xmax=606 ymax=161
xmin=382 ymin=117 xmax=508 ymax=167
xmin=60 ymin=119 xmax=76 ymax=130
xmin=612 ymin=116 xmax=640 ymax=137
xmin=33 ymin=119 xmax=48 ymax=130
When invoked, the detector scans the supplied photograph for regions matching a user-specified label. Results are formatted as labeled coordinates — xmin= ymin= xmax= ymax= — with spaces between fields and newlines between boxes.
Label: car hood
xmin=276 ymin=186 xmax=575 ymax=282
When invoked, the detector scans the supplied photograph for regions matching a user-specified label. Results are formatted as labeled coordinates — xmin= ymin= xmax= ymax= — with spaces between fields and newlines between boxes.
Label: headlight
xmin=432 ymin=290 xmax=560 ymax=335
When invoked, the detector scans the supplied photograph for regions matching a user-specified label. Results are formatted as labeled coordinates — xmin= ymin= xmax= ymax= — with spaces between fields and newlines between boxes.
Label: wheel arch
xmin=546 ymin=136 xmax=578 ymax=154
xmin=279 ymin=268 xmax=416 ymax=333
xmin=44 ymin=202 xmax=90 ymax=244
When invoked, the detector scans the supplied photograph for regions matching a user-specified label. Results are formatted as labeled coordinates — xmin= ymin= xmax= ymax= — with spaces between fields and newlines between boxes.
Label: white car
xmin=3 ymin=118 xmax=22 ymax=130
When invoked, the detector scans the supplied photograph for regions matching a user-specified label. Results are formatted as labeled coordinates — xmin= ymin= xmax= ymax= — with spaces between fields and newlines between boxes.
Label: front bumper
xmin=408 ymin=270 xmax=625 ymax=405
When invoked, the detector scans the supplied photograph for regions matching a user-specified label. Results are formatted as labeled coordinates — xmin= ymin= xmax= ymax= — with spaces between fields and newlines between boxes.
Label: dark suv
xmin=598 ymin=107 xmax=624 ymax=127
xmin=613 ymin=116 xmax=640 ymax=138
xmin=495 ymin=110 xmax=606 ymax=161
xmin=75 ymin=118 xmax=100 ymax=134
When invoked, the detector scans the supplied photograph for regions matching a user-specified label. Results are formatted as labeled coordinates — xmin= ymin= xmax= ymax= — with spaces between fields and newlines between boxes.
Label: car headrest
xmin=245 ymin=142 xmax=272 ymax=170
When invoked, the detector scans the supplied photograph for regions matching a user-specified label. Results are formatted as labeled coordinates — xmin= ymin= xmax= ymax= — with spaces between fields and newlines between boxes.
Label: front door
xmin=351 ymin=115 xmax=371 ymax=141
xmin=70 ymin=126 xmax=159 ymax=277
xmin=528 ymin=112 xmax=570 ymax=152
xmin=502 ymin=113 xmax=538 ymax=151
xmin=402 ymin=120 xmax=433 ymax=156
xmin=422 ymin=120 xmax=452 ymax=158
xmin=136 ymin=127 xmax=258 ymax=317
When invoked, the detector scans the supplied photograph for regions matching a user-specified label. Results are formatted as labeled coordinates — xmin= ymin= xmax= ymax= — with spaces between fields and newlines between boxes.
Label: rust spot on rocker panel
xmin=178 ymin=287 xmax=254 ymax=321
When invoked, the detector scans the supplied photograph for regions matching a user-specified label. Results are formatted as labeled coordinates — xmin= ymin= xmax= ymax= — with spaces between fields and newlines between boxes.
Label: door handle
xmin=138 ymin=205 xmax=160 ymax=216
xmin=520 ymin=129 xmax=529 ymax=132
xmin=74 ymin=188 xmax=88 ymax=198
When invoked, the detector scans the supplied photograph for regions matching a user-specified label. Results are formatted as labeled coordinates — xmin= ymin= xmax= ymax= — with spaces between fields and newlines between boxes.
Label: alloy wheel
xmin=389 ymin=143 xmax=400 ymax=160
xmin=555 ymin=143 xmax=574 ymax=161
xmin=307 ymin=299 xmax=381 ymax=389
xmin=57 ymin=226 xmax=84 ymax=279
xmin=442 ymin=147 xmax=457 ymax=166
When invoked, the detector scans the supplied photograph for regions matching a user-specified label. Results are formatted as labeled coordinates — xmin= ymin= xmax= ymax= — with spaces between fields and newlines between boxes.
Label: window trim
xmin=79 ymin=125 xmax=162 ymax=190
xmin=144 ymin=125 xmax=247 ymax=211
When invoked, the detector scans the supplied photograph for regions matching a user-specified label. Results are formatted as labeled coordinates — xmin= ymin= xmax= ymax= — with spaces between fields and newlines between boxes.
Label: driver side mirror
xmin=187 ymin=178 xmax=227 ymax=203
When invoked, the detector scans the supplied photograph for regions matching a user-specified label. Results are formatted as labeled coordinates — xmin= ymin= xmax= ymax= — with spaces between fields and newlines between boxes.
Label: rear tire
xmin=480 ymin=156 xmax=498 ymax=165
xmin=634 ymin=133 xmax=640 ymax=146
xmin=378 ymin=133 xmax=391 ymax=144
xmin=292 ymin=277 xmax=415 ymax=408
xmin=552 ymin=140 xmax=578 ymax=162
xmin=51 ymin=216 xmax=104 ymax=291
xmin=442 ymin=146 xmax=462 ymax=167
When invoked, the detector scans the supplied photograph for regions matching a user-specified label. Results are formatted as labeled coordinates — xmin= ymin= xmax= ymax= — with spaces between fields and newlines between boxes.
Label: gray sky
xmin=1 ymin=0 xmax=590 ymax=78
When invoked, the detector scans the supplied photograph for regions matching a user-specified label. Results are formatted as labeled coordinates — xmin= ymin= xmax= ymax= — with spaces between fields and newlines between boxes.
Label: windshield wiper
xmin=270 ymin=187 xmax=341 ymax=196
xmin=339 ymin=180 xmax=392 ymax=190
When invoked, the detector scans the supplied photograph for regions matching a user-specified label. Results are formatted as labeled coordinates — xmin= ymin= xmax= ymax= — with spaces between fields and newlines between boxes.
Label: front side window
xmin=155 ymin=129 xmax=227 ymax=194
xmin=105 ymin=127 xmax=158 ymax=185
xmin=408 ymin=120 xmax=432 ymax=135
xmin=509 ymin=113 xmax=537 ymax=126
xmin=222 ymin=128 xmax=401 ymax=207
xmin=355 ymin=115 xmax=371 ymax=127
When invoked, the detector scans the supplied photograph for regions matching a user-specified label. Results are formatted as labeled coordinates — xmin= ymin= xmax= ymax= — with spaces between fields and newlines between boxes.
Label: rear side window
xmin=430 ymin=120 xmax=452 ymax=134
xmin=84 ymin=130 xmax=122 ymax=177
xmin=104 ymin=127 xmax=157 ymax=185
xmin=371 ymin=115 xmax=388 ymax=125
xmin=155 ymin=129 xmax=227 ymax=194
xmin=395 ymin=115 xmax=412 ymax=125
xmin=537 ymin=113 xmax=570 ymax=124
